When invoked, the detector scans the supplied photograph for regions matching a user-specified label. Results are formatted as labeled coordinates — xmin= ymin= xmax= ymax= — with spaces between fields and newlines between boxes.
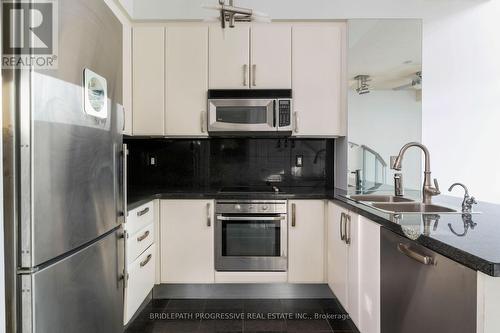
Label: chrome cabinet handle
xmin=136 ymin=230 xmax=150 ymax=242
xmin=140 ymin=254 xmax=153 ymax=268
xmin=345 ymin=214 xmax=351 ymax=245
xmin=122 ymin=106 xmax=126 ymax=132
xmin=340 ymin=212 xmax=346 ymax=241
xmin=294 ymin=112 xmax=299 ymax=133
xmin=291 ymin=203 xmax=296 ymax=227
xmin=201 ymin=111 xmax=206 ymax=133
xmin=398 ymin=243 xmax=435 ymax=265
xmin=243 ymin=64 xmax=248 ymax=86
xmin=137 ymin=207 xmax=149 ymax=217
xmin=207 ymin=203 xmax=211 ymax=227
xmin=252 ymin=64 xmax=257 ymax=86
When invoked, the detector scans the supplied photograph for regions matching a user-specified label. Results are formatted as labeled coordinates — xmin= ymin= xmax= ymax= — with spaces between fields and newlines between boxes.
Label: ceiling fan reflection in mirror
xmin=203 ymin=0 xmax=271 ymax=29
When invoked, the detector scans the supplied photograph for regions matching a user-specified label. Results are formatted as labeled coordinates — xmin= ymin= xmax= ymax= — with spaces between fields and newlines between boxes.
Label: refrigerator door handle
xmin=121 ymin=230 xmax=129 ymax=288
xmin=122 ymin=144 xmax=128 ymax=222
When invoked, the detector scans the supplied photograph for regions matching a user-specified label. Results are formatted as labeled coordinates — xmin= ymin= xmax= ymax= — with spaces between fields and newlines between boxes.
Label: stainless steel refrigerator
xmin=2 ymin=0 xmax=125 ymax=332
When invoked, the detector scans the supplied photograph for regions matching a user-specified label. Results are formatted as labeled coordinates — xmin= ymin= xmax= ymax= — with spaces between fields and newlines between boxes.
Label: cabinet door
xmin=160 ymin=200 xmax=214 ymax=283
xmin=132 ymin=26 xmax=165 ymax=135
xmin=165 ymin=26 xmax=209 ymax=136
xmin=209 ymin=25 xmax=250 ymax=89
xmin=292 ymin=24 xmax=345 ymax=136
xmin=327 ymin=202 xmax=349 ymax=308
xmin=251 ymin=25 xmax=291 ymax=89
xmin=288 ymin=200 xmax=325 ymax=283
xmin=346 ymin=212 xmax=360 ymax=326
xmin=358 ymin=216 xmax=381 ymax=333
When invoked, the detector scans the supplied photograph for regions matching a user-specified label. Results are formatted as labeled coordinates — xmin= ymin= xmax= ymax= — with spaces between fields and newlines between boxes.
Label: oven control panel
xmin=216 ymin=200 xmax=287 ymax=214
xmin=278 ymin=100 xmax=291 ymax=127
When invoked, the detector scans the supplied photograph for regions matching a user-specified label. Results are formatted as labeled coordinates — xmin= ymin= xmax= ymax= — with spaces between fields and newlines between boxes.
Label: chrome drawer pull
xmin=136 ymin=230 xmax=150 ymax=242
xmin=345 ymin=214 xmax=351 ymax=245
xmin=398 ymin=243 xmax=435 ymax=265
xmin=340 ymin=213 xmax=346 ymax=241
xmin=137 ymin=207 xmax=150 ymax=217
xmin=291 ymin=203 xmax=296 ymax=227
xmin=140 ymin=254 xmax=153 ymax=268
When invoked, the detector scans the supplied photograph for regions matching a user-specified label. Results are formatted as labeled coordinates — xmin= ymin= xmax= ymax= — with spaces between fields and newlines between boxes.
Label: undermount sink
xmin=371 ymin=202 xmax=458 ymax=213
xmin=349 ymin=195 xmax=414 ymax=203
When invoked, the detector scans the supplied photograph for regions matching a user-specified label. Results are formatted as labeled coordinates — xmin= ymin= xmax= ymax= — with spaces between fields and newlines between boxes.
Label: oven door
xmin=215 ymin=215 xmax=288 ymax=271
xmin=208 ymin=99 xmax=276 ymax=133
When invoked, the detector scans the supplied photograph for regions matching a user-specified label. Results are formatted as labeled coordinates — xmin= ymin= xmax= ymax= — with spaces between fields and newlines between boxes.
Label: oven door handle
xmin=217 ymin=216 xmax=285 ymax=221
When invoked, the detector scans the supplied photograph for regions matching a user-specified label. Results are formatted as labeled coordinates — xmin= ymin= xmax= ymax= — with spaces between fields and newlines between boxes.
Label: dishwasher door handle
xmin=398 ymin=243 xmax=435 ymax=265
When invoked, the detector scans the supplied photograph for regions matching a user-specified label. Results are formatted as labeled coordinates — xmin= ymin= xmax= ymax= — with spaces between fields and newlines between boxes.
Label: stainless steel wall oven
xmin=215 ymin=200 xmax=288 ymax=271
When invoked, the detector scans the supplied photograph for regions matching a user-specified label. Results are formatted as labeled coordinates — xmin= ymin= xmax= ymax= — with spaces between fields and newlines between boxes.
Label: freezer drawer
xmin=381 ymin=229 xmax=477 ymax=333
xmin=20 ymin=228 xmax=124 ymax=333
xmin=124 ymin=243 xmax=156 ymax=324
xmin=127 ymin=222 xmax=155 ymax=264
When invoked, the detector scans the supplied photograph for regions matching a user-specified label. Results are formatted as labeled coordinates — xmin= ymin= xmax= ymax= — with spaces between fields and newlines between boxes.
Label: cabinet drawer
xmin=126 ymin=201 xmax=154 ymax=235
xmin=127 ymin=222 xmax=154 ymax=264
xmin=124 ymin=244 xmax=156 ymax=324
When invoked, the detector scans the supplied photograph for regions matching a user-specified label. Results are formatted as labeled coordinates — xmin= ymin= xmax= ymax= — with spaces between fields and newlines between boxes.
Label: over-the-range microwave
xmin=207 ymin=89 xmax=292 ymax=136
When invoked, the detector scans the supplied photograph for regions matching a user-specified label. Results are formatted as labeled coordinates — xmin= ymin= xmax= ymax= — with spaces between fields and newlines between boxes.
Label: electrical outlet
xmin=295 ymin=155 xmax=303 ymax=167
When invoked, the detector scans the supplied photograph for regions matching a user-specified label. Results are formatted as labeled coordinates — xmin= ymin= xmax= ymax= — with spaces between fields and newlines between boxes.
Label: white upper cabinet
xmin=209 ymin=26 xmax=250 ymax=89
xmin=250 ymin=25 xmax=292 ymax=89
xmin=160 ymin=200 xmax=215 ymax=283
xmin=165 ymin=26 xmax=209 ymax=136
xmin=132 ymin=26 xmax=165 ymax=135
xmin=292 ymin=23 xmax=345 ymax=136
xmin=288 ymin=200 xmax=325 ymax=283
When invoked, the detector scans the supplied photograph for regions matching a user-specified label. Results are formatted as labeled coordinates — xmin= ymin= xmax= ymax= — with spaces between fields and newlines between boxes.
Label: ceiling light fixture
xmin=393 ymin=71 xmax=422 ymax=91
xmin=354 ymin=75 xmax=371 ymax=95
xmin=203 ymin=0 xmax=270 ymax=29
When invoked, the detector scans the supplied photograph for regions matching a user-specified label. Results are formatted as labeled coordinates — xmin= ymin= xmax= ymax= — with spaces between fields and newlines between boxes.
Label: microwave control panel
xmin=278 ymin=100 xmax=291 ymax=127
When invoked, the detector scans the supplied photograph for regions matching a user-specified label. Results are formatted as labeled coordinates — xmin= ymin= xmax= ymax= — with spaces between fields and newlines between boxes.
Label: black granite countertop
xmin=333 ymin=188 xmax=500 ymax=277
xmin=127 ymin=187 xmax=334 ymax=211
xmin=127 ymin=188 xmax=500 ymax=277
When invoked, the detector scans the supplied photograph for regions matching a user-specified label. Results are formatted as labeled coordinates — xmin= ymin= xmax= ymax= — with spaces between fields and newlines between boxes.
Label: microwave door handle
xmin=273 ymin=100 xmax=277 ymax=128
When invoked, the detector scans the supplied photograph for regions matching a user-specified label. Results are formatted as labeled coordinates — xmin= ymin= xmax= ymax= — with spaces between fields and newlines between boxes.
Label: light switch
xmin=295 ymin=155 xmax=303 ymax=167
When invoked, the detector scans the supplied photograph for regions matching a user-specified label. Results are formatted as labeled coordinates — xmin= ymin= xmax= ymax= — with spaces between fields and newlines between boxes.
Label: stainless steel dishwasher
xmin=381 ymin=228 xmax=477 ymax=333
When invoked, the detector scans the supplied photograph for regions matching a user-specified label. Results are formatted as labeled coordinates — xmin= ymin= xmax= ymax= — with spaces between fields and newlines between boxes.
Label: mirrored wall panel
xmin=347 ymin=19 xmax=423 ymax=193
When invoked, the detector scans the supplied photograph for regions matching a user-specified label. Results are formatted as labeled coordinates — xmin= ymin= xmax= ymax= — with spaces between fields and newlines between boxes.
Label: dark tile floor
xmin=125 ymin=298 xmax=360 ymax=333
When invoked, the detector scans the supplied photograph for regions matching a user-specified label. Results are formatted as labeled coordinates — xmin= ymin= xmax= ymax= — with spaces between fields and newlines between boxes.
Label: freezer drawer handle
xmin=398 ymin=243 xmax=435 ymax=265
xmin=137 ymin=230 xmax=150 ymax=242
xmin=137 ymin=207 xmax=150 ymax=217
xmin=140 ymin=254 xmax=153 ymax=268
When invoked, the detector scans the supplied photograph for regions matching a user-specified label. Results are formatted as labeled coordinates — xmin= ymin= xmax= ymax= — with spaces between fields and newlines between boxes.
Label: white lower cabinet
xmin=358 ymin=216 xmax=381 ymax=333
xmin=124 ymin=244 xmax=156 ymax=324
xmin=160 ymin=200 xmax=215 ymax=283
xmin=327 ymin=201 xmax=381 ymax=333
xmin=124 ymin=200 xmax=158 ymax=325
xmin=288 ymin=200 xmax=325 ymax=283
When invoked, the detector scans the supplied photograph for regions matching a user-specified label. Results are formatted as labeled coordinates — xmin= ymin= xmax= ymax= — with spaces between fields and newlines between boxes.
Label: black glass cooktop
xmin=219 ymin=186 xmax=278 ymax=193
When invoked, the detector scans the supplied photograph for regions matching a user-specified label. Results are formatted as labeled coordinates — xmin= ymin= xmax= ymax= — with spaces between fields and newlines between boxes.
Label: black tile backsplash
xmin=125 ymin=138 xmax=334 ymax=195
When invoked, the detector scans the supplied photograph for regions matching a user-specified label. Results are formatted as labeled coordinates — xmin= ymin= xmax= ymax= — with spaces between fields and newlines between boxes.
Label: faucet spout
xmin=391 ymin=142 xmax=440 ymax=204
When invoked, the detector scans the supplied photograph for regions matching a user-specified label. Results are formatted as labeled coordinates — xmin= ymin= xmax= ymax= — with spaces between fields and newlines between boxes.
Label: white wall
xmin=348 ymin=90 xmax=422 ymax=189
xmin=131 ymin=0 xmax=500 ymax=203
xmin=422 ymin=1 xmax=500 ymax=204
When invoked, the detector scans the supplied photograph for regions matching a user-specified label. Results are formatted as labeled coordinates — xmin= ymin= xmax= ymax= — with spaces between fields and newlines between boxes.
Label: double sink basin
xmin=348 ymin=194 xmax=458 ymax=214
